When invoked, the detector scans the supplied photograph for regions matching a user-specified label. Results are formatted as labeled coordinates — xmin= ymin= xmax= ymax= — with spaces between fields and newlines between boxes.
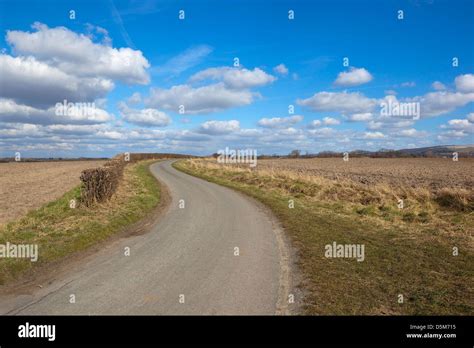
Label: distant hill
xmin=395 ymin=145 xmax=474 ymax=157
xmin=264 ymin=145 xmax=474 ymax=158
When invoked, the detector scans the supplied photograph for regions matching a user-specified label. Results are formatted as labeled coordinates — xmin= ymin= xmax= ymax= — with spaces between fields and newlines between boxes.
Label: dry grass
xmin=189 ymin=158 xmax=473 ymax=220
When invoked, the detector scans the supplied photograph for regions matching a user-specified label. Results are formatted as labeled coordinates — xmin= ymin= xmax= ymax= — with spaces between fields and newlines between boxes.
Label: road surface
xmin=0 ymin=160 xmax=292 ymax=315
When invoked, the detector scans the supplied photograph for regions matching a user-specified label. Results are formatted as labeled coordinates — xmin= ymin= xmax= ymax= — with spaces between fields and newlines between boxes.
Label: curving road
xmin=0 ymin=160 xmax=292 ymax=315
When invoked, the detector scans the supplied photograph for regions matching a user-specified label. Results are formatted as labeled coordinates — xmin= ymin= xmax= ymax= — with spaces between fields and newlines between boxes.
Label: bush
xmin=79 ymin=153 xmax=194 ymax=206
xmin=80 ymin=158 xmax=125 ymax=206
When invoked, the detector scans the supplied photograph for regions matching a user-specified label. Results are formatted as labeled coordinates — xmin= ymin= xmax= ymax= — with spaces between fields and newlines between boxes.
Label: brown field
xmin=254 ymin=158 xmax=474 ymax=191
xmin=0 ymin=161 xmax=106 ymax=225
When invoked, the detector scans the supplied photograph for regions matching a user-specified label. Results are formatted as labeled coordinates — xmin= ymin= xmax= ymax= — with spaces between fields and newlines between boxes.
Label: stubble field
xmin=250 ymin=158 xmax=474 ymax=191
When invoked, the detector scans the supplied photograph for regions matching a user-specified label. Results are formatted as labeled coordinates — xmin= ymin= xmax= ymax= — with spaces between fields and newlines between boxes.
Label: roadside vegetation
xmin=0 ymin=160 xmax=161 ymax=285
xmin=174 ymin=158 xmax=473 ymax=315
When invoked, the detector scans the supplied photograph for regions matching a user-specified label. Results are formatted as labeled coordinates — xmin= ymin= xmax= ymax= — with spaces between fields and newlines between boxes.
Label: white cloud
xmin=347 ymin=113 xmax=373 ymax=121
xmin=297 ymin=91 xmax=377 ymax=114
xmin=198 ymin=120 xmax=240 ymax=135
xmin=127 ymin=92 xmax=142 ymax=105
xmin=309 ymin=117 xmax=340 ymax=128
xmin=412 ymin=91 xmax=474 ymax=117
xmin=0 ymin=98 xmax=113 ymax=125
xmin=362 ymin=131 xmax=385 ymax=139
xmin=258 ymin=115 xmax=303 ymax=128
xmin=437 ymin=130 xmax=469 ymax=139
xmin=0 ymin=55 xmax=114 ymax=108
xmin=308 ymin=127 xmax=336 ymax=138
xmin=321 ymin=117 xmax=340 ymax=125
xmin=334 ymin=67 xmax=373 ymax=87
xmin=189 ymin=67 xmax=276 ymax=89
xmin=367 ymin=121 xmax=383 ymax=130
xmin=6 ymin=22 xmax=150 ymax=84
xmin=467 ymin=113 xmax=474 ymax=122
xmin=432 ymin=81 xmax=446 ymax=91
xmin=96 ymin=130 xmax=125 ymax=140
xmin=0 ymin=123 xmax=43 ymax=138
xmin=455 ymin=74 xmax=474 ymax=93
xmin=145 ymin=83 xmax=254 ymax=114
xmin=397 ymin=128 xmax=427 ymax=137
xmin=46 ymin=124 xmax=106 ymax=135
xmin=440 ymin=118 xmax=474 ymax=133
xmin=273 ymin=64 xmax=289 ymax=75
xmin=392 ymin=120 xmax=415 ymax=128
xmin=119 ymin=102 xmax=171 ymax=127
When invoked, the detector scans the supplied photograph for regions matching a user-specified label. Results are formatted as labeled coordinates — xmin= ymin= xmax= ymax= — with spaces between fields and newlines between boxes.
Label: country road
xmin=0 ymin=160 xmax=293 ymax=315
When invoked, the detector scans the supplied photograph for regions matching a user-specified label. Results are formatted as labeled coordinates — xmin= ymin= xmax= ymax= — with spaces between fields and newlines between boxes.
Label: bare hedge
xmin=79 ymin=153 xmax=194 ymax=206
xmin=80 ymin=158 xmax=125 ymax=206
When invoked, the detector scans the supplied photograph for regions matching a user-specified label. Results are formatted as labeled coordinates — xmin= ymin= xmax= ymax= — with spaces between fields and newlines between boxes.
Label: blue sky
xmin=0 ymin=0 xmax=473 ymax=157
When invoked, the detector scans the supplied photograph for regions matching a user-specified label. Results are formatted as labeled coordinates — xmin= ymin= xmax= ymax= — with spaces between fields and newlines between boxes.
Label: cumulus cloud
xmin=127 ymin=92 xmax=142 ymax=105
xmin=0 ymin=22 xmax=152 ymax=130
xmin=258 ymin=115 xmax=303 ymax=128
xmin=308 ymin=127 xmax=336 ymax=138
xmin=0 ymin=55 xmax=114 ymax=108
xmin=297 ymin=91 xmax=377 ymax=114
xmin=198 ymin=120 xmax=240 ymax=135
xmin=118 ymin=102 xmax=171 ymax=127
xmin=367 ymin=121 xmax=383 ymax=130
xmin=411 ymin=91 xmax=474 ymax=117
xmin=397 ymin=128 xmax=428 ymax=137
xmin=362 ymin=131 xmax=385 ymax=139
xmin=455 ymin=74 xmax=474 ymax=93
xmin=96 ymin=130 xmax=126 ymax=140
xmin=308 ymin=117 xmax=340 ymax=128
xmin=432 ymin=81 xmax=446 ymax=91
xmin=347 ymin=113 xmax=373 ymax=122
xmin=6 ymin=22 xmax=150 ymax=84
xmin=0 ymin=98 xmax=113 ymax=125
xmin=440 ymin=117 xmax=474 ymax=134
xmin=273 ymin=64 xmax=289 ymax=75
xmin=145 ymin=83 xmax=254 ymax=114
xmin=46 ymin=124 xmax=106 ymax=135
xmin=437 ymin=130 xmax=469 ymax=140
xmin=334 ymin=67 xmax=373 ymax=87
xmin=189 ymin=67 xmax=276 ymax=89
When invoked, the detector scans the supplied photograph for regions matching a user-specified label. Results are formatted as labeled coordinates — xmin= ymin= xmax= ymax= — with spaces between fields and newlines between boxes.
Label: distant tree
xmin=289 ymin=149 xmax=301 ymax=158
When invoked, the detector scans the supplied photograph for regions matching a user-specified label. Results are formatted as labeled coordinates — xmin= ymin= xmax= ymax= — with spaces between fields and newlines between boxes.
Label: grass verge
xmin=173 ymin=159 xmax=473 ymax=315
xmin=0 ymin=160 xmax=161 ymax=285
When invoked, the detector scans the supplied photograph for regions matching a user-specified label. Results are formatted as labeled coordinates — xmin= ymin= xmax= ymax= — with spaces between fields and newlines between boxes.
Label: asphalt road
xmin=0 ymin=160 xmax=292 ymax=315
